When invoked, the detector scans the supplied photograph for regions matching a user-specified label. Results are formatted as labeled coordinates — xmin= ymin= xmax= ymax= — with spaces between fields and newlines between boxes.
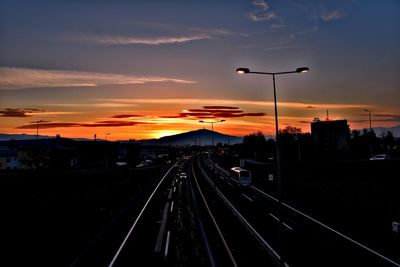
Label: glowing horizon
xmin=1 ymin=97 xmax=398 ymax=140
xmin=0 ymin=1 xmax=399 ymax=140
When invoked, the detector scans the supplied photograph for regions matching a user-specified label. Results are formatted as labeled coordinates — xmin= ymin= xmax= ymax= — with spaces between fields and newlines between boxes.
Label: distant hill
xmin=141 ymin=129 xmax=243 ymax=146
xmin=357 ymin=125 xmax=400 ymax=138
xmin=0 ymin=133 xmax=50 ymax=141
xmin=0 ymin=133 xmax=91 ymax=141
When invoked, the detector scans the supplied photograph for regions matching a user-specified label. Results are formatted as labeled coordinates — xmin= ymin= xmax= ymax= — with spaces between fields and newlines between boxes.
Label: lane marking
xmin=252 ymin=186 xmax=400 ymax=267
xmin=173 ymin=186 xmax=176 ymax=193
xmin=170 ymin=201 xmax=174 ymax=213
xmin=283 ymin=222 xmax=293 ymax=231
xmin=164 ymin=231 xmax=171 ymax=259
xmin=197 ymin=159 xmax=288 ymax=267
xmin=192 ymin=159 xmax=237 ymax=267
xmin=242 ymin=193 xmax=253 ymax=202
xmin=167 ymin=189 xmax=173 ymax=200
xmin=155 ymin=202 xmax=170 ymax=253
xmin=107 ymin=163 xmax=178 ymax=267
xmin=281 ymin=201 xmax=400 ymax=266
xmin=269 ymin=213 xmax=280 ymax=222
xmin=269 ymin=213 xmax=293 ymax=231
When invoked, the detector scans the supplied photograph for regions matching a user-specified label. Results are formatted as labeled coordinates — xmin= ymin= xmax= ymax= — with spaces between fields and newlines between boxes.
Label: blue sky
xmin=0 ymin=0 xmax=399 ymax=139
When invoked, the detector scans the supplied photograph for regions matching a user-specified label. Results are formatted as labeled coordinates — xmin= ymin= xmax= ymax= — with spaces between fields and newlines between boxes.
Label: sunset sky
xmin=0 ymin=0 xmax=399 ymax=140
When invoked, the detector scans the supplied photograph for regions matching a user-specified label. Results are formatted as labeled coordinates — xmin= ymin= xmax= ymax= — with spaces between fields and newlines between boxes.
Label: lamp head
xmin=296 ymin=67 xmax=309 ymax=73
xmin=236 ymin=68 xmax=250 ymax=74
xmin=199 ymin=120 xmax=204 ymax=123
xmin=221 ymin=119 xmax=226 ymax=122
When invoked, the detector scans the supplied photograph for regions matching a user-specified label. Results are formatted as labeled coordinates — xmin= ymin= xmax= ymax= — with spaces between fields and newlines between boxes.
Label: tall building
xmin=311 ymin=118 xmax=350 ymax=157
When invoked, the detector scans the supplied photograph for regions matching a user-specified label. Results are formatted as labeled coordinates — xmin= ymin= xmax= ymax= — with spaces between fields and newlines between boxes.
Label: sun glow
xmin=151 ymin=130 xmax=183 ymax=139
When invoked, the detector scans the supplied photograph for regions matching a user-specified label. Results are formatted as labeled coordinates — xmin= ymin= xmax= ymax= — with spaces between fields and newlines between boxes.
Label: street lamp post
xmin=364 ymin=109 xmax=373 ymax=156
xmin=32 ymin=119 xmax=48 ymax=170
xmin=199 ymin=119 xmax=225 ymax=174
xmin=364 ymin=109 xmax=372 ymax=134
xmin=104 ymin=133 xmax=110 ymax=170
xmin=33 ymin=120 xmax=49 ymax=140
xmin=236 ymin=66 xmax=309 ymax=265
xmin=199 ymin=119 xmax=226 ymax=147
xmin=236 ymin=67 xmax=308 ymax=200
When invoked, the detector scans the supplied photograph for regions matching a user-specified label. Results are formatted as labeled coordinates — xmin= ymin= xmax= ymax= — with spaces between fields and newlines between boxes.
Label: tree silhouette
xmin=241 ymin=131 xmax=273 ymax=161
xmin=278 ymin=126 xmax=303 ymax=162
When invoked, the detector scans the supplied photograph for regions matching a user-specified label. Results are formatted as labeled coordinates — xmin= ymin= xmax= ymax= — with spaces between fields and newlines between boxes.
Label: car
xmin=179 ymin=172 xmax=187 ymax=179
xmin=369 ymin=154 xmax=390 ymax=160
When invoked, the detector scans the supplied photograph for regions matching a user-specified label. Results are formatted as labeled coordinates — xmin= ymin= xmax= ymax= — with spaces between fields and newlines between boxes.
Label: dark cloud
xmin=167 ymin=106 xmax=266 ymax=119
xmin=82 ymin=121 xmax=148 ymax=127
xmin=187 ymin=108 xmax=243 ymax=113
xmin=372 ymin=114 xmax=400 ymax=119
xmin=17 ymin=122 xmax=79 ymax=129
xmin=203 ymin=106 xmax=240 ymax=110
xmin=110 ymin=114 xmax=141 ymax=118
xmin=17 ymin=120 xmax=149 ymax=129
xmin=196 ymin=116 xmax=215 ymax=119
xmin=1 ymin=108 xmax=31 ymax=117
xmin=29 ymin=120 xmax=51 ymax=123
xmin=24 ymin=108 xmax=47 ymax=112
xmin=353 ymin=113 xmax=400 ymax=123
xmin=0 ymin=108 xmax=47 ymax=117
xmin=158 ymin=115 xmax=186 ymax=119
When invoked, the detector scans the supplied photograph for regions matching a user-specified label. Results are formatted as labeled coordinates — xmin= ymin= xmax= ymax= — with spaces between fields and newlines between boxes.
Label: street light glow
xmin=236 ymin=68 xmax=250 ymax=74
xmin=237 ymin=67 xmax=309 ymax=75
xmin=296 ymin=67 xmax=309 ymax=73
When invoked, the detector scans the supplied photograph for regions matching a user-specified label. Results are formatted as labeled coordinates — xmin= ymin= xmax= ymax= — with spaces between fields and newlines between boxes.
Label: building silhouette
xmin=311 ymin=118 xmax=350 ymax=158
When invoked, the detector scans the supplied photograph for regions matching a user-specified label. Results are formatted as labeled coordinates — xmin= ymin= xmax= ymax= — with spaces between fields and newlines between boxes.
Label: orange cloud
xmin=17 ymin=120 xmax=150 ymax=129
xmin=110 ymin=114 xmax=142 ymax=119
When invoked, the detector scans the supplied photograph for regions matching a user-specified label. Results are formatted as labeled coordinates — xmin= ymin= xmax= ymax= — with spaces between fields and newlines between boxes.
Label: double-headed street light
xmin=236 ymin=66 xmax=309 ymax=265
xmin=33 ymin=120 xmax=49 ymax=140
xmin=364 ymin=109 xmax=372 ymax=134
xmin=199 ymin=119 xmax=225 ymax=174
xmin=236 ymin=66 xmax=309 ymax=200
xmin=199 ymin=119 xmax=226 ymax=147
xmin=364 ymin=109 xmax=373 ymax=156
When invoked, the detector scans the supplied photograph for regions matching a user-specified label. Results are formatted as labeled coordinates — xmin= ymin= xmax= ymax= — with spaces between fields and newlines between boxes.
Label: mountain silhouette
xmin=141 ymin=129 xmax=242 ymax=146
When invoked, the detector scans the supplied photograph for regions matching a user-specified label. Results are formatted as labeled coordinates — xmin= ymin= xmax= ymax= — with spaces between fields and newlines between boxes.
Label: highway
xmin=69 ymin=153 xmax=400 ymax=266
xmin=199 ymin=153 xmax=400 ymax=267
